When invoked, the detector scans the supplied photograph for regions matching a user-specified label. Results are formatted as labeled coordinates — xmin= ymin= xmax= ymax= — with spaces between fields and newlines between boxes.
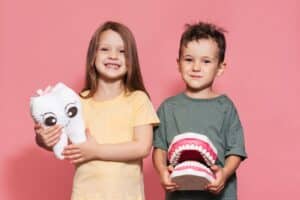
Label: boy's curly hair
xmin=179 ymin=22 xmax=227 ymax=63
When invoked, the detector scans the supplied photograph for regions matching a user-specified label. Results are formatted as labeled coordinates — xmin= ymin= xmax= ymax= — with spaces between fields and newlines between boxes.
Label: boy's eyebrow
xmin=182 ymin=54 xmax=193 ymax=57
xmin=201 ymin=56 xmax=214 ymax=59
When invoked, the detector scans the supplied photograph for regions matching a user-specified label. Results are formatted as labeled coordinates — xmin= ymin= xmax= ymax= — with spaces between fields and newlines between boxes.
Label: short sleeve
xmin=132 ymin=91 xmax=160 ymax=127
xmin=153 ymin=104 xmax=168 ymax=151
xmin=225 ymin=103 xmax=247 ymax=160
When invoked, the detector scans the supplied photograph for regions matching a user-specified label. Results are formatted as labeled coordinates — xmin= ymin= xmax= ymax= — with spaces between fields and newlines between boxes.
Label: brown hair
xmin=179 ymin=22 xmax=226 ymax=63
xmin=80 ymin=21 xmax=148 ymax=98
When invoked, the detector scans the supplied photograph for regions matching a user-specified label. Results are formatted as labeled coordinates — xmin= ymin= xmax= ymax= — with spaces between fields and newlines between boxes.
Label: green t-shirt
xmin=153 ymin=93 xmax=247 ymax=200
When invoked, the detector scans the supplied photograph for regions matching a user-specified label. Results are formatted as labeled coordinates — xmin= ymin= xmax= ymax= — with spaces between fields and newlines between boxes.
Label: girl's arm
xmin=34 ymin=124 xmax=62 ymax=151
xmin=152 ymin=148 xmax=178 ymax=191
xmin=63 ymin=124 xmax=153 ymax=163
xmin=206 ymin=155 xmax=242 ymax=194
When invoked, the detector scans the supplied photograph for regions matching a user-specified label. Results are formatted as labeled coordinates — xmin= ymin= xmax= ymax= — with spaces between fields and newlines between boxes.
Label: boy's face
xmin=178 ymin=39 xmax=225 ymax=92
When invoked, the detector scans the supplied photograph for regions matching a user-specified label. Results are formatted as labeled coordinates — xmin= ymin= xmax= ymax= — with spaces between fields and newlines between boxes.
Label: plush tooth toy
xmin=168 ymin=132 xmax=218 ymax=190
xmin=30 ymin=82 xmax=86 ymax=159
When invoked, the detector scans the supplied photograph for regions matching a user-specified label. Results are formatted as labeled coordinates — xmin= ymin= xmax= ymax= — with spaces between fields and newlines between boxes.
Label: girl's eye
xmin=99 ymin=47 xmax=108 ymax=51
xmin=203 ymin=60 xmax=211 ymax=64
xmin=120 ymin=50 xmax=125 ymax=53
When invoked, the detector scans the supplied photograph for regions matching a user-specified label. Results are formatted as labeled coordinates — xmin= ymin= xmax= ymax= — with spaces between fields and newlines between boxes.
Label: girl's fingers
xmin=65 ymin=153 xmax=82 ymax=160
xmin=47 ymin=138 xmax=60 ymax=147
xmin=71 ymin=157 xmax=84 ymax=164
xmin=46 ymin=131 xmax=61 ymax=141
xmin=63 ymin=148 xmax=81 ymax=156
xmin=64 ymin=144 xmax=79 ymax=151
xmin=44 ymin=125 xmax=62 ymax=136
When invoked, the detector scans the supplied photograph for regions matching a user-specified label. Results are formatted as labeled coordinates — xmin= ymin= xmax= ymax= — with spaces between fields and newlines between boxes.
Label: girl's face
xmin=95 ymin=30 xmax=127 ymax=82
xmin=178 ymin=39 xmax=225 ymax=92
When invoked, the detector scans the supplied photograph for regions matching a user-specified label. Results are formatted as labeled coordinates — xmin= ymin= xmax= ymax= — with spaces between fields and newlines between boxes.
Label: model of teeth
xmin=168 ymin=132 xmax=218 ymax=190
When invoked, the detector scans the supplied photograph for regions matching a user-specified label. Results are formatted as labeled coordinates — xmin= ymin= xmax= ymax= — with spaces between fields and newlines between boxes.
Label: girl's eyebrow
xmin=97 ymin=43 xmax=124 ymax=48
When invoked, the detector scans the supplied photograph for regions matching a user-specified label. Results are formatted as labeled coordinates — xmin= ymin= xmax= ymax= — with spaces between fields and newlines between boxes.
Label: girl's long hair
xmin=80 ymin=21 xmax=148 ymax=98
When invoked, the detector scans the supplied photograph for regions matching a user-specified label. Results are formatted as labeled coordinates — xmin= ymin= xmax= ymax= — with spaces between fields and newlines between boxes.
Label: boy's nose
xmin=192 ymin=64 xmax=201 ymax=71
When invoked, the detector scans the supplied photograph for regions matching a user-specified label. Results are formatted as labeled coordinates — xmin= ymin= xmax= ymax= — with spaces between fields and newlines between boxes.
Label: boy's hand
xmin=34 ymin=123 xmax=62 ymax=150
xmin=63 ymin=129 xmax=98 ymax=165
xmin=159 ymin=165 xmax=179 ymax=192
xmin=206 ymin=165 xmax=226 ymax=194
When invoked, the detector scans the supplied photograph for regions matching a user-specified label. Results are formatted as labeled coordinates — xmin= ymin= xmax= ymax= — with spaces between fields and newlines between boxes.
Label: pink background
xmin=1 ymin=0 xmax=300 ymax=199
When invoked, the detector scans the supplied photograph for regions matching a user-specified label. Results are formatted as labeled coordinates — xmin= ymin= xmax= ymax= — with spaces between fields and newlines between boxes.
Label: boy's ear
xmin=217 ymin=62 xmax=226 ymax=76
xmin=177 ymin=58 xmax=181 ymax=72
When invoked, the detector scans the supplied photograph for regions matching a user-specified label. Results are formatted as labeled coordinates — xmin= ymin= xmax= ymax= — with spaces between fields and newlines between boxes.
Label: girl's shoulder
xmin=127 ymin=90 xmax=149 ymax=100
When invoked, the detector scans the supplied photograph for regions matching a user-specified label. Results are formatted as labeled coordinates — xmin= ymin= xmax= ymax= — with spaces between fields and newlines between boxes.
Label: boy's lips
xmin=190 ymin=74 xmax=203 ymax=78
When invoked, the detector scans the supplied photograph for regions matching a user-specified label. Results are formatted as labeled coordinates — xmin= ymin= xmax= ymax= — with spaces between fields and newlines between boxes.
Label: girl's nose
xmin=108 ymin=50 xmax=118 ymax=59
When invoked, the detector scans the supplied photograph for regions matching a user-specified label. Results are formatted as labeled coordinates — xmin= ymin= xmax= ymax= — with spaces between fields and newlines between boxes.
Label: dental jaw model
xmin=30 ymin=82 xmax=86 ymax=160
xmin=168 ymin=132 xmax=218 ymax=190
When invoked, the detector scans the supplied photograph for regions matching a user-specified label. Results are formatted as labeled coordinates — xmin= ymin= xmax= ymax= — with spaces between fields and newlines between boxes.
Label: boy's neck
xmin=93 ymin=79 xmax=124 ymax=101
xmin=184 ymin=87 xmax=220 ymax=99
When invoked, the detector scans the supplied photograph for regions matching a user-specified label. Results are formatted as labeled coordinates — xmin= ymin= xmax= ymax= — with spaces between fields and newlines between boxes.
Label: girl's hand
xmin=206 ymin=165 xmax=226 ymax=194
xmin=34 ymin=123 xmax=62 ymax=150
xmin=63 ymin=129 xmax=99 ymax=165
xmin=159 ymin=165 xmax=179 ymax=192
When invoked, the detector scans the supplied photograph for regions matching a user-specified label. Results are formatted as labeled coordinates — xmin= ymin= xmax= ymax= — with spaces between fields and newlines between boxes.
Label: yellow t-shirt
xmin=71 ymin=90 xmax=159 ymax=200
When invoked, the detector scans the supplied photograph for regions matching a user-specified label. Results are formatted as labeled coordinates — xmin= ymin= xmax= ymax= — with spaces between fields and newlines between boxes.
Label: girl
xmin=35 ymin=21 xmax=159 ymax=200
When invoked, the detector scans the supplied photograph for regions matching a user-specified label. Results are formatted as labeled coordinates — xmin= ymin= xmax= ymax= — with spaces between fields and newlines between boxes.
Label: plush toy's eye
xmin=43 ymin=113 xmax=57 ymax=126
xmin=65 ymin=103 xmax=78 ymax=118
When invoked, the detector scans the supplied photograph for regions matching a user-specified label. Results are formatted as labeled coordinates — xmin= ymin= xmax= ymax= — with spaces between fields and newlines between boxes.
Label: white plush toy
xmin=30 ymin=82 xmax=86 ymax=160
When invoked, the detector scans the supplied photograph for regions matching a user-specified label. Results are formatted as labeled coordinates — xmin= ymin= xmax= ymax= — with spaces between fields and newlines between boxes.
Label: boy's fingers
xmin=210 ymin=165 xmax=220 ymax=172
xmin=167 ymin=165 xmax=174 ymax=172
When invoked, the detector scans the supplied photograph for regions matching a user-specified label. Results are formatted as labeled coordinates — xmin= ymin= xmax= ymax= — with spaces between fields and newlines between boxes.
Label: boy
xmin=152 ymin=22 xmax=247 ymax=200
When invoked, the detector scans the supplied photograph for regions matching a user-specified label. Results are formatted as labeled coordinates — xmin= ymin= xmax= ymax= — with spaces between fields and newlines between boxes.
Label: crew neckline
xmin=91 ymin=91 xmax=125 ymax=104
xmin=181 ymin=92 xmax=226 ymax=102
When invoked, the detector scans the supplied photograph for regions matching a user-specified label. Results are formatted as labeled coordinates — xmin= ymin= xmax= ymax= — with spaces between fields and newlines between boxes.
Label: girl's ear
xmin=217 ymin=61 xmax=226 ymax=76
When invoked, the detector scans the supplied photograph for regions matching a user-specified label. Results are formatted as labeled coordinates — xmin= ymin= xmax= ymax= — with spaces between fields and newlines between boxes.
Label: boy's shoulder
xmin=159 ymin=93 xmax=237 ymax=112
xmin=159 ymin=93 xmax=185 ymax=107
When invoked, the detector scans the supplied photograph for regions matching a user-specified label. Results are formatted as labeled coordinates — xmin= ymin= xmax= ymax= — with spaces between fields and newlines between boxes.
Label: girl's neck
xmin=184 ymin=87 xmax=219 ymax=99
xmin=93 ymin=79 xmax=125 ymax=101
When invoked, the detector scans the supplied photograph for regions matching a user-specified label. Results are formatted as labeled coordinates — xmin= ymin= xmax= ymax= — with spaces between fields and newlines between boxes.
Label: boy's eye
xmin=120 ymin=49 xmax=125 ymax=53
xmin=184 ymin=58 xmax=193 ymax=62
xmin=203 ymin=60 xmax=211 ymax=64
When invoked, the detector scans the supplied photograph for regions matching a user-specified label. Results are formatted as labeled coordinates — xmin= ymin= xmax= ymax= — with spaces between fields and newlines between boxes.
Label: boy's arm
xmin=222 ymin=155 xmax=242 ymax=179
xmin=152 ymin=148 xmax=178 ymax=191
xmin=207 ymin=155 xmax=242 ymax=194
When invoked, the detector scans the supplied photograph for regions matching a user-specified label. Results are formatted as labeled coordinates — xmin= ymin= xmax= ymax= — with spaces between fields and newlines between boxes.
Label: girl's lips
xmin=104 ymin=63 xmax=120 ymax=69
